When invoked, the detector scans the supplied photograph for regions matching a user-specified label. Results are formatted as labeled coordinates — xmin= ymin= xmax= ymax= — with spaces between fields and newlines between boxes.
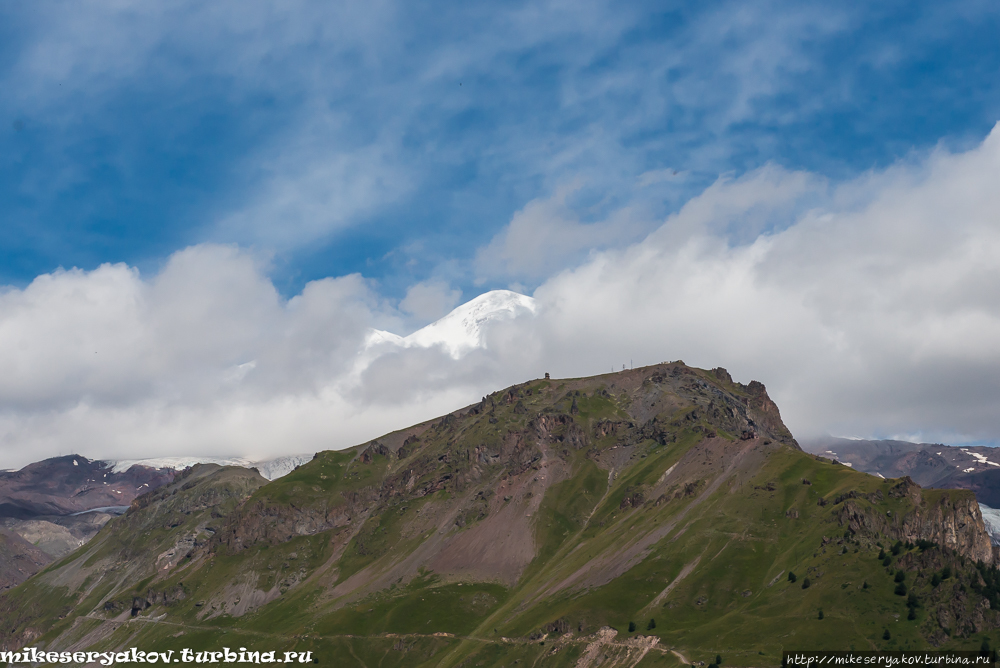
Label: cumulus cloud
xmin=475 ymin=184 xmax=648 ymax=283
xmin=211 ymin=114 xmax=414 ymax=249
xmin=399 ymin=280 xmax=462 ymax=321
xmin=0 ymin=244 xmax=420 ymax=467
xmin=520 ymin=124 xmax=1000 ymax=444
xmin=4 ymin=126 xmax=1000 ymax=468
xmin=365 ymin=123 xmax=1000 ymax=447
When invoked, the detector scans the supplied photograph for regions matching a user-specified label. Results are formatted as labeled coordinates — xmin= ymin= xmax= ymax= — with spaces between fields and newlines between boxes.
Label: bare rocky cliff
xmin=900 ymin=488 xmax=996 ymax=564
xmin=836 ymin=476 xmax=995 ymax=565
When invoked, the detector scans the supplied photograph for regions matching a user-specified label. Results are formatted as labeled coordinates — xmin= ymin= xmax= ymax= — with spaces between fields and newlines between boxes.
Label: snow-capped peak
xmin=367 ymin=290 xmax=536 ymax=360
xmin=106 ymin=453 xmax=313 ymax=481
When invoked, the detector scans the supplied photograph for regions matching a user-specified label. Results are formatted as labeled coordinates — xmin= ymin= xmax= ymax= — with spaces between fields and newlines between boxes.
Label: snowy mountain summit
xmin=107 ymin=453 xmax=313 ymax=481
xmin=368 ymin=289 xmax=536 ymax=359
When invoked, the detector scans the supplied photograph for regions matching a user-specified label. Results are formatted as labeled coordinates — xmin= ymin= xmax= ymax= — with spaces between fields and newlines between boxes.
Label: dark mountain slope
xmin=0 ymin=529 xmax=51 ymax=590
xmin=0 ymin=455 xmax=178 ymax=584
xmin=804 ymin=437 xmax=1000 ymax=507
xmin=2 ymin=363 xmax=999 ymax=666
xmin=0 ymin=455 xmax=175 ymax=519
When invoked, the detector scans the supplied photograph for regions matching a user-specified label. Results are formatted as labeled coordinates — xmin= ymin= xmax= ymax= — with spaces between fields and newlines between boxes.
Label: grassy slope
xmin=1 ymin=363 xmax=997 ymax=666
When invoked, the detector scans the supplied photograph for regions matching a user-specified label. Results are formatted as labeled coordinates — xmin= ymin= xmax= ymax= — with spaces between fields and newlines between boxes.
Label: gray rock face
xmin=837 ymin=476 xmax=997 ymax=565
xmin=900 ymin=491 xmax=995 ymax=564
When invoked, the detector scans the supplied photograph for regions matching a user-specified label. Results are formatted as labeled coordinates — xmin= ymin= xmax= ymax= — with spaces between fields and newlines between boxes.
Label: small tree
xmin=894 ymin=571 xmax=906 ymax=583
xmin=802 ymin=577 xmax=811 ymax=589
xmin=931 ymin=573 xmax=942 ymax=587
xmin=628 ymin=621 xmax=636 ymax=633
xmin=863 ymin=581 xmax=869 ymax=589
xmin=883 ymin=557 xmax=892 ymax=567
xmin=788 ymin=572 xmax=797 ymax=583
xmin=891 ymin=541 xmax=903 ymax=556
xmin=818 ymin=608 xmax=824 ymax=620
xmin=647 ymin=618 xmax=656 ymax=630
xmin=716 ymin=655 xmax=722 ymax=666
xmin=878 ymin=548 xmax=886 ymax=560
xmin=942 ymin=566 xmax=951 ymax=580
xmin=981 ymin=638 xmax=991 ymax=658
xmin=907 ymin=607 xmax=916 ymax=620
xmin=894 ymin=582 xmax=907 ymax=596
xmin=883 ymin=629 xmax=891 ymax=641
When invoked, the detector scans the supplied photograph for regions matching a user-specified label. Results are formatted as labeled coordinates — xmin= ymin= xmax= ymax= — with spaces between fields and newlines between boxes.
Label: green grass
xmin=3 ymin=362 xmax=996 ymax=668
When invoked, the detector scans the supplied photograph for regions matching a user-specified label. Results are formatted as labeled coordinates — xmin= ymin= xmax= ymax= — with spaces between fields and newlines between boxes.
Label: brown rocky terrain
xmin=0 ymin=455 xmax=177 ymax=583
xmin=0 ymin=455 xmax=175 ymax=519
xmin=0 ymin=528 xmax=50 ymax=590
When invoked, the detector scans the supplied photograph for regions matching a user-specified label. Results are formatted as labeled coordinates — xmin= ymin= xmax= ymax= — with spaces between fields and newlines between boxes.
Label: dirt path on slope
xmin=643 ymin=552 xmax=703 ymax=613
xmin=80 ymin=612 xmax=681 ymax=668
xmin=542 ymin=438 xmax=762 ymax=596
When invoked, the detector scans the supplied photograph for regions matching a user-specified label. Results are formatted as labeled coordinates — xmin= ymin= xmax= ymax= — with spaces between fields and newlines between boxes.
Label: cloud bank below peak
xmin=3 ymin=125 xmax=1000 ymax=467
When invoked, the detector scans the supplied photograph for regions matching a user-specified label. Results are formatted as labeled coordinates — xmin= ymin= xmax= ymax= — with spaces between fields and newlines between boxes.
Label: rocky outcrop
xmin=102 ymin=584 xmax=188 ymax=617
xmin=742 ymin=380 xmax=799 ymax=449
xmin=837 ymin=478 xmax=995 ymax=565
xmin=900 ymin=492 xmax=994 ymax=565
xmin=218 ymin=487 xmax=379 ymax=552
xmin=532 ymin=413 xmax=588 ymax=450
xmin=360 ymin=441 xmax=392 ymax=463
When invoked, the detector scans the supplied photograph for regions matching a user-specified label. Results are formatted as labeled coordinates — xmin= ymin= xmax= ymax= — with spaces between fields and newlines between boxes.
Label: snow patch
xmin=979 ymin=503 xmax=1000 ymax=546
xmin=70 ymin=505 xmax=130 ymax=516
xmin=108 ymin=456 xmax=256 ymax=474
xmin=253 ymin=454 xmax=314 ymax=480
xmin=105 ymin=453 xmax=313 ymax=481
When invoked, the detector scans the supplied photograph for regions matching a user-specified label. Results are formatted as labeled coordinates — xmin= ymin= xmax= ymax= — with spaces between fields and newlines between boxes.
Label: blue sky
xmin=2 ymin=0 xmax=998 ymax=301
xmin=3 ymin=1 xmax=1000 ymax=466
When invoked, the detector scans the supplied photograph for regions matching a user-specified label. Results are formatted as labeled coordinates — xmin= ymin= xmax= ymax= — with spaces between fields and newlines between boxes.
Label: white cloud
xmin=0 ymin=244 xmax=415 ymax=467
xmin=211 ymin=113 xmax=414 ymax=249
xmin=356 ymin=122 xmax=1000 ymax=447
xmin=519 ymin=124 xmax=1000 ymax=444
xmin=399 ymin=280 xmax=462 ymax=321
xmin=5 ymin=125 xmax=1000 ymax=468
xmin=0 ymin=0 xmax=871 ymax=256
xmin=475 ymin=184 xmax=648 ymax=282
xmin=637 ymin=168 xmax=685 ymax=188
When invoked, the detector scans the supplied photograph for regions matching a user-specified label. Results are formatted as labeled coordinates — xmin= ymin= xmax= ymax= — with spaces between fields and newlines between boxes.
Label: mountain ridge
xmin=366 ymin=289 xmax=536 ymax=359
xmin=803 ymin=436 xmax=1000 ymax=507
xmin=3 ymin=363 xmax=999 ymax=665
